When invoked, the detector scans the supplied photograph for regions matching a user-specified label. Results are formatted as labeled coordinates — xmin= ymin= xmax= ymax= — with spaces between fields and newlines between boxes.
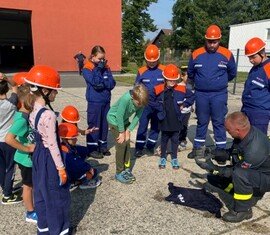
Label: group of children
xmin=0 ymin=44 xmax=194 ymax=233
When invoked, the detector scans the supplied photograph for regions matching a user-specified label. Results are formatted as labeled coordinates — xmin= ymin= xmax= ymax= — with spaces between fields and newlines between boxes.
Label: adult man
xmin=134 ymin=44 xmax=165 ymax=157
xmin=187 ymin=25 xmax=237 ymax=159
xmin=74 ymin=51 xmax=86 ymax=75
xmin=196 ymin=112 xmax=270 ymax=222
xmin=242 ymin=37 xmax=270 ymax=135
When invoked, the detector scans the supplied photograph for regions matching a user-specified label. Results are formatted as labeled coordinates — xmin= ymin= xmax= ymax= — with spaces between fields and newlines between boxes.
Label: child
xmin=242 ymin=37 xmax=270 ymax=135
xmin=83 ymin=45 xmax=116 ymax=159
xmin=154 ymin=64 xmax=194 ymax=169
xmin=0 ymin=73 xmax=22 ymax=204
xmin=25 ymin=65 xmax=70 ymax=235
xmin=135 ymin=44 xmax=165 ymax=157
xmin=178 ymin=65 xmax=194 ymax=150
xmin=5 ymin=84 xmax=37 ymax=222
xmin=60 ymin=105 xmax=98 ymax=136
xmin=58 ymin=122 xmax=101 ymax=189
xmin=107 ymin=84 xmax=149 ymax=184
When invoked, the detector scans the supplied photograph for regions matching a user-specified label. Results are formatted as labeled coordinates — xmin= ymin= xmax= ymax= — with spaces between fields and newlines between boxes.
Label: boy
xmin=107 ymin=84 xmax=149 ymax=184
xmin=59 ymin=122 xmax=101 ymax=189
xmin=0 ymin=73 xmax=22 ymax=204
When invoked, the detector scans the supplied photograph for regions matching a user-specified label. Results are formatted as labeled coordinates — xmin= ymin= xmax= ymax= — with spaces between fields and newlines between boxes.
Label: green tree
xmin=122 ymin=0 xmax=157 ymax=66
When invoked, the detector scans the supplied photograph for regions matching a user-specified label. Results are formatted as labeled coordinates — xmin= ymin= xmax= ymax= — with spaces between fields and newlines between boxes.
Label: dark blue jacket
xmin=242 ymin=58 xmax=270 ymax=112
xmin=61 ymin=143 xmax=92 ymax=182
xmin=154 ymin=83 xmax=195 ymax=121
xmin=83 ymin=60 xmax=116 ymax=103
xmin=135 ymin=64 xmax=165 ymax=106
xmin=188 ymin=46 xmax=237 ymax=92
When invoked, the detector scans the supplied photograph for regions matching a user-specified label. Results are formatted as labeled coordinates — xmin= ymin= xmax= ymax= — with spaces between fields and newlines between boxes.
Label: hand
xmin=125 ymin=130 xmax=130 ymax=141
xmin=97 ymin=59 xmax=107 ymax=69
xmin=117 ymin=132 xmax=125 ymax=144
xmin=26 ymin=144 xmax=35 ymax=153
xmin=195 ymin=157 xmax=219 ymax=174
xmin=58 ymin=167 xmax=68 ymax=185
xmin=86 ymin=168 xmax=95 ymax=180
xmin=85 ymin=127 xmax=99 ymax=135
xmin=0 ymin=73 xmax=7 ymax=81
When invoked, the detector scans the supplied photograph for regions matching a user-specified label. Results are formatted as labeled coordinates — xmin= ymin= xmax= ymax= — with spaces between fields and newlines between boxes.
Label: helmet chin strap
xmin=38 ymin=88 xmax=54 ymax=111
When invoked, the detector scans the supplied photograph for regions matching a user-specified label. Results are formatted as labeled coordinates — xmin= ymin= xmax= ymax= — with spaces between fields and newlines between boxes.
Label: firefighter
xmin=82 ymin=45 xmax=116 ymax=159
xmin=135 ymin=44 xmax=165 ymax=157
xmin=187 ymin=25 xmax=237 ymax=159
xmin=242 ymin=37 xmax=270 ymax=135
xmin=196 ymin=112 xmax=270 ymax=223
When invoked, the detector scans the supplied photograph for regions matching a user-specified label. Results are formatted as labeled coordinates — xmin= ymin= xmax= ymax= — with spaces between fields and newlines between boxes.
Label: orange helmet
xmin=144 ymin=44 xmax=160 ymax=62
xmin=61 ymin=105 xmax=80 ymax=123
xmin=162 ymin=64 xmax=180 ymax=81
xmin=245 ymin=37 xmax=266 ymax=56
xmin=13 ymin=72 xmax=28 ymax=86
xmin=25 ymin=65 xmax=61 ymax=90
xmin=205 ymin=25 xmax=222 ymax=40
xmin=58 ymin=123 xmax=78 ymax=139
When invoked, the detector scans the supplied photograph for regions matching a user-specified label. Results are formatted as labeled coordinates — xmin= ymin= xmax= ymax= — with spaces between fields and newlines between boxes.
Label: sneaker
xmin=1 ymin=193 xmax=23 ymax=205
xmin=159 ymin=158 xmax=167 ymax=169
xmin=25 ymin=211 xmax=38 ymax=223
xmin=88 ymin=151 xmax=104 ymax=159
xmin=171 ymin=158 xmax=180 ymax=169
xmin=178 ymin=141 xmax=187 ymax=151
xmin=79 ymin=178 xmax=102 ymax=189
xmin=115 ymin=171 xmax=133 ymax=184
xmin=187 ymin=147 xmax=205 ymax=159
xmin=102 ymin=150 xmax=111 ymax=156
xmin=222 ymin=209 xmax=253 ymax=223
xmin=135 ymin=149 xmax=144 ymax=158
xmin=124 ymin=169 xmax=136 ymax=181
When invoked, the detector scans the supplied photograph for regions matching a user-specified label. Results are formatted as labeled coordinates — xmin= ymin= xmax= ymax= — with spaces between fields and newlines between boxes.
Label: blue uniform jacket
xmin=188 ymin=46 xmax=237 ymax=92
xmin=61 ymin=143 xmax=92 ymax=182
xmin=154 ymin=84 xmax=195 ymax=121
xmin=83 ymin=60 xmax=116 ymax=103
xmin=242 ymin=58 xmax=270 ymax=112
xmin=135 ymin=64 xmax=165 ymax=106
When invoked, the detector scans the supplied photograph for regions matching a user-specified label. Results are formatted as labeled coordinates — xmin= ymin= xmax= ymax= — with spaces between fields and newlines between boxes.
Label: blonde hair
xmin=132 ymin=84 xmax=149 ymax=107
xmin=226 ymin=112 xmax=250 ymax=130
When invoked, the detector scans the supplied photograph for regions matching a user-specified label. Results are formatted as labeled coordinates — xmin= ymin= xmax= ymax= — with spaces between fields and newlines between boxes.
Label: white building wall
xmin=228 ymin=19 xmax=270 ymax=72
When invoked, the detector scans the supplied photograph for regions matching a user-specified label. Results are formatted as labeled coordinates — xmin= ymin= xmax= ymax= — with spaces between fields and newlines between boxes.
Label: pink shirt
xmin=29 ymin=102 xmax=64 ymax=168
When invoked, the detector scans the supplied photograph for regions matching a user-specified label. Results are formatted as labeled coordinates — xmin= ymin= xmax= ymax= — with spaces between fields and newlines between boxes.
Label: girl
xmin=25 ymin=65 xmax=70 ymax=235
xmin=83 ymin=45 xmax=116 ymax=159
xmin=154 ymin=64 xmax=194 ymax=169
xmin=5 ymin=84 xmax=36 ymax=222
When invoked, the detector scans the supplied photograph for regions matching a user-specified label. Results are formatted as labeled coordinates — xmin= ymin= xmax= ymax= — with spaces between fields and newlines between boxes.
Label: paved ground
xmin=0 ymin=74 xmax=269 ymax=235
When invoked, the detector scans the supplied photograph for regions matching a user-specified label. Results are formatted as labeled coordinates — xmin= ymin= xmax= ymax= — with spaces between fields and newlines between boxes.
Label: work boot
xmin=146 ymin=148 xmax=155 ymax=156
xmin=187 ymin=147 xmax=205 ymax=159
xmin=135 ymin=149 xmax=144 ymax=158
xmin=222 ymin=209 xmax=253 ymax=223
xmin=88 ymin=151 xmax=104 ymax=159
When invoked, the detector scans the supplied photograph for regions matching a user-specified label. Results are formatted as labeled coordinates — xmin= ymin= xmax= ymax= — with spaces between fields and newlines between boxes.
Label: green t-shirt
xmin=8 ymin=111 xmax=32 ymax=167
xmin=107 ymin=91 xmax=144 ymax=132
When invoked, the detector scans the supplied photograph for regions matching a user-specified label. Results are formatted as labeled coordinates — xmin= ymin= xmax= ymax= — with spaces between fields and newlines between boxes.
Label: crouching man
xmin=195 ymin=111 xmax=270 ymax=222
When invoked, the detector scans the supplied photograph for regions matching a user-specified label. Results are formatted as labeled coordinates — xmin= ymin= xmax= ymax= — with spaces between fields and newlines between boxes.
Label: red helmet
xmin=245 ymin=37 xmax=266 ymax=56
xmin=162 ymin=64 xmax=180 ymax=81
xmin=58 ymin=123 xmax=78 ymax=139
xmin=25 ymin=65 xmax=61 ymax=90
xmin=13 ymin=72 xmax=28 ymax=86
xmin=144 ymin=44 xmax=160 ymax=62
xmin=205 ymin=25 xmax=222 ymax=40
xmin=61 ymin=105 xmax=80 ymax=123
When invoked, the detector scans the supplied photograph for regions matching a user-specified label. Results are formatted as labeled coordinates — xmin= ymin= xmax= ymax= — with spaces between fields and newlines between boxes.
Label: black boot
xmin=222 ymin=209 xmax=252 ymax=223
xmin=187 ymin=147 xmax=205 ymax=159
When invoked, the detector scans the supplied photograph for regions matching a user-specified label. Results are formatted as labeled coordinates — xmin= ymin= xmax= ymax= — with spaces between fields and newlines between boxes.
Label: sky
xmin=145 ymin=0 xmax=176 ymax=40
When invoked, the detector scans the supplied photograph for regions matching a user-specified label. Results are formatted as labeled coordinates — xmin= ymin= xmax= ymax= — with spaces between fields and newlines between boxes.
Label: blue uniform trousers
xmin=135 ymin=105 xmax=159 ymax=150
xmin=194 ymin=91 xmax=228 ymax=149
xmin=242 ymin=109 xmax=270 ymax=135
xmin=0 ymin=142 xmax=16 ymax=197
xmin=33 ymin=108 xmax=70 ymax=235
xmin=86 ymin=102 xmax=109 ymax=153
